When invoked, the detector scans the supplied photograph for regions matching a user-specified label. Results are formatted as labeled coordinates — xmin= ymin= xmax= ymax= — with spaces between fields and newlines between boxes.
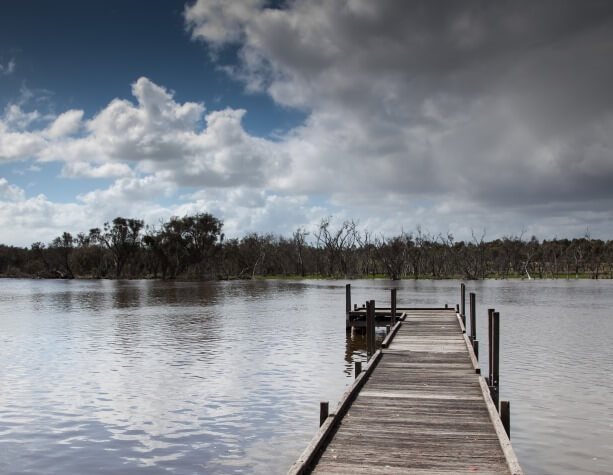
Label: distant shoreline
xmin=1 ymin=273 xmax=610 ymax=281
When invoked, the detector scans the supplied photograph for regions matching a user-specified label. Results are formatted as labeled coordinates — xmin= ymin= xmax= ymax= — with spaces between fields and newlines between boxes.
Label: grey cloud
xmin=186 ymin=0 xmax=613 ymax=237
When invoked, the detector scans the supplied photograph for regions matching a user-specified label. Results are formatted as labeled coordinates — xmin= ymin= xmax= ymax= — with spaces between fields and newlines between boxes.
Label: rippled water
xmin=0 ymin=279 xmax=611 ymax=474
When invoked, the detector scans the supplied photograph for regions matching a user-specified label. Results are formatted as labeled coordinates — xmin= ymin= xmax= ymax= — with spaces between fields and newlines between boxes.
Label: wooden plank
xmin=292 ymin=306 xmax=523 ymax=475
xmin=287 ymin=350 xmax=383 ymax=475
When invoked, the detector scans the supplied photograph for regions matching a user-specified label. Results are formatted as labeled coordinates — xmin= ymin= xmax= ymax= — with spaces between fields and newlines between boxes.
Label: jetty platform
xmin=289 ymin=285 xmax=523 ymax=474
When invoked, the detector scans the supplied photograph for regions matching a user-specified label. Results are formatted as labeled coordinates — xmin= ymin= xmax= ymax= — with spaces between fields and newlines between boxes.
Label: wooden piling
xmin=473 ymin=339 xmax=479 ymax=359
xmin=469 ymin=292 xmax=476 ymax=342
xmin=354 ymin=361 xmax=362 ymax=379
xmin=391 ymin=288 xmax=397 ymax=326
xmin=320 ymin=401 xmax=329 ymax=427
xmin=345 ymin=284 xmax=351 ymax=330
xmin=488 ymin=308 xmax=494 ymax=385
xmin=366 ymin=300 xmax=376 ymax=358
xmin=492 ymin=311 xmax=500 ymax=406
xmin=460 ymin=283 xmax=466 ymax=325
xmin=500 ymin=400 xmax=510 ymax=438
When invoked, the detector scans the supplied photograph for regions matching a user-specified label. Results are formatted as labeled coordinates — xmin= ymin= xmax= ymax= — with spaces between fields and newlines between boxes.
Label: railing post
xmin=354 ymin=361 xmax=362 ymax=379
xmin=391 ymin=288 xmax=397 ymax=326
xmin=320 ymin=401 xmax=329 ymax=427
xmin=469 ymin=292 xmax=476 ymax=342
xmin=500 ymin=400 xmax=510 ymax=438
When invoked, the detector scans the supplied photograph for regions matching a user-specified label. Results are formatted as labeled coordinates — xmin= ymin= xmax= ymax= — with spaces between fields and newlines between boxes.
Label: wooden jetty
xmin=289 ymin=284 xmax=522 ymax=475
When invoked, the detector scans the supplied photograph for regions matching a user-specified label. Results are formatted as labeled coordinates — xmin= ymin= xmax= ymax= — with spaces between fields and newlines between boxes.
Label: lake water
xmin=0 ymin=278 xmax=612 ymax=474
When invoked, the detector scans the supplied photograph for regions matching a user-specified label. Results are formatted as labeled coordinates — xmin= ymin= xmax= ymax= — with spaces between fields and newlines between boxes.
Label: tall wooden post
xmin=345 ymin=284 xmax=351 ymax=331
xmin=391 ymin=288 xmax=397 ymax=326
xmin=460 ymin=283 xmax=466 ymax=326
xmin=366 ymin=300 xmax=375 ymax=358
xmin=469 ymin=292 xmax=476 ymax=342
xmin=487 ymin=308 xmax=494 ymax=386
xmin=371 ymin=299 xmax=376 ymax=356
xmin=492 ymin=311 xmax=500 ymax=407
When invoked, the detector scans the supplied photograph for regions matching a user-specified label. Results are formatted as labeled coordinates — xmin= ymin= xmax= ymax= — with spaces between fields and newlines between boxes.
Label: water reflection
xmin=0 ymin=278 xmax=611 ymax=474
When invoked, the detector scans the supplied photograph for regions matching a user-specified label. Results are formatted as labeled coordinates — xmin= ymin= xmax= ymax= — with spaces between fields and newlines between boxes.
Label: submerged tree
xmin=90 ymin=217 xmax=144 ymax=278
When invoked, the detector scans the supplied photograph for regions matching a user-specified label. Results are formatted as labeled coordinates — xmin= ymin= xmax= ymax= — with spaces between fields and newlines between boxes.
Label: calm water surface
xmin=0 ymin=278 xmax=612 ymax=474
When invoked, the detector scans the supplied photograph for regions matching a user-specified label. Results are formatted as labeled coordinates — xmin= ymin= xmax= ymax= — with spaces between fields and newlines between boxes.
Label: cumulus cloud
xmin=185 ymin=0 xmax=613 ymax=236
xmin=78 ymin=174 xmax=176 ymax=205
xmin=1 ymin=76 xmax=287 ymax=187
xmin=0 ymin=177 xmax=25 ymax=201
xmin=60 ymin=161 xmax=132 ymax=179
xmin=181 ymin=187 xmax=324 ymax=237
xmin=45 ymin=109 xmax=83 ymax=138
xmin=185 ymin=0 xmax=263 ymax=45
xmin=3 ymin=2 xmax=613 ymax=245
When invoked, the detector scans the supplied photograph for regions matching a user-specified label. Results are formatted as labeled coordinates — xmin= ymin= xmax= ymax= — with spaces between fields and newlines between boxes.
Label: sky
xmin=1 ymin=0 xmax=613 ymax=246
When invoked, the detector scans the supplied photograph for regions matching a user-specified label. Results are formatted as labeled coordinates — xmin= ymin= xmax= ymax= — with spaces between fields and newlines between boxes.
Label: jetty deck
xmin=289 ymin=304 xmax=523 ymax=474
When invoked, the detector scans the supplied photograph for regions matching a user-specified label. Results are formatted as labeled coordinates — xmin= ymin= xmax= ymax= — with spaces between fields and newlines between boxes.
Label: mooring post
xmin=345 ymin=284 xmax=351 ymax=331
xmin=492 ymin=311 xmax=500 ymax=407
xmin=460 ymin=283 xmax=466 ymax=326
xmin=370 ymin=299 xmax=377 ymax=356
xmin=500 ymin=400 xmax=510 ymax=437
xmin=366 ymin=300 xmax=375 ymax=358
xmin=473 ymin=339 xmax=479 ymax=359
xmin=469 ymin=292 xmax=476 ymax=342
xmin=487 ymin=308 xmax=494 ymax=385
xmin=371 ymin=299 xmax=376 ymax=355
xmin=320 ymin=401 xmax=329 ymax=427
xmin=354 ymin=361 xmax=362 ymax=379
xmin=391 ymin=288 xmax=397 ymax=326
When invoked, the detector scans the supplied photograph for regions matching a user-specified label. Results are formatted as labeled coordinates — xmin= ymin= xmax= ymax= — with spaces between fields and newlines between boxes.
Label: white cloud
xmin=0 ymin=177 xmax=25 ymax=201
xmin=184 ymin=0 xmax=263 ymax=45
xmin=3 ymin=104 xmax=41 ymax=130
xmin=60 ymin=161 xmax=132 ymax=179
xmin=78 ymin=174 xmax=176 ymax=206
xmin=0 ymin=59 xmax=15 ymax=76
xmin=45 ymin=109 xmax=83 ymax=138
xmin=1 ymin=77 xmax=286 ymax=188
xmin=181 ymin=188 xmax=322 ymax=237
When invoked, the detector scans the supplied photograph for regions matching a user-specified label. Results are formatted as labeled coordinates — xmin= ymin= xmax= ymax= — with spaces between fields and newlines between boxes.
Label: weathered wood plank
xmin=292 ymin=307 xmax=523 ymax=475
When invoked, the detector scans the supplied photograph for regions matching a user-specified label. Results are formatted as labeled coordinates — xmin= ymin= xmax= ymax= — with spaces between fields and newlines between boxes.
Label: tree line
xmin=1 ymin=213 xmax=612 ymax=280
